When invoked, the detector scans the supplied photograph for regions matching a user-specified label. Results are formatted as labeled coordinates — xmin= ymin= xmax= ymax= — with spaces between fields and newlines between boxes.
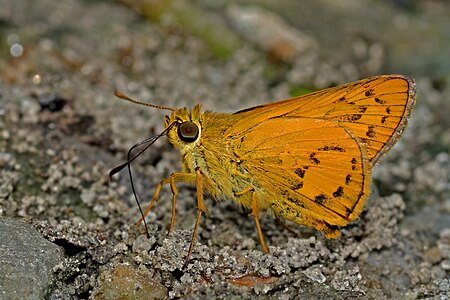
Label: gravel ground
xmin=0 ymin=0 xmax=449 ymax=299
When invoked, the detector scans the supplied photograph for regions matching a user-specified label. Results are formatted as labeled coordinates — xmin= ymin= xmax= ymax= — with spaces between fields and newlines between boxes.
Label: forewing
xmin=229 ymin=75 xmax=415 ymax=165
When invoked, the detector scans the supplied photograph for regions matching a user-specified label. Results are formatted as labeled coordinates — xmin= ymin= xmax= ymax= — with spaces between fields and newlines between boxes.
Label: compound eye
xmin=178 ymin=122 xmax=199 ymax=142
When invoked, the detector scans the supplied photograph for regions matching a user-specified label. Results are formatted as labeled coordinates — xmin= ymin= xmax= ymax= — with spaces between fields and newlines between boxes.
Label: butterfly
xmin=111 ymin=75 xmax=416 ymax=260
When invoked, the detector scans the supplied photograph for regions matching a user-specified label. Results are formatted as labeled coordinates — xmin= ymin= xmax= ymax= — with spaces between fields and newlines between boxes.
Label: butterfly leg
xmin=184 ymin=169 xmax=207 ymax=266
xmin=234 ymin=188 xmax=269 ymax=253
xmin=136 ymin=172 xmax=196 ymax=233
xmin=167 ymin=174 xmax=178 ymax=235
xmin=250 ymin=191 xmax=269 ymax=254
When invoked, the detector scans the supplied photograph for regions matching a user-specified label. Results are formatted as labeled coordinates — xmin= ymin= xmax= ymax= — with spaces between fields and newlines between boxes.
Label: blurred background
xmin=0 ymin=0 xmax=449 ymax=299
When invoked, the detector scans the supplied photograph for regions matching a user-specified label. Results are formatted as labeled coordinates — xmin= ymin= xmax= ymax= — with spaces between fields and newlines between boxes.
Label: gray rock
xmin=0 ymin=218 xmax=64 ymax=300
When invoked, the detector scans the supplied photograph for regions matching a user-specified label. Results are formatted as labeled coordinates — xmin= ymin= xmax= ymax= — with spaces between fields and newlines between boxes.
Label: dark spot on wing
xmin=345 ymin=114 xmax=362 ymax=122
xmin=359 ymin=106 xmax=367 ymax=113
xmin=346 ymin=174 xmax=352 ymax=185
xmin=386 ymin=107 xmax=391 ymax=114
xmin=315 ymin=194 xmax=327 ymax=204
xmin=381 ymin=116 xmax=388 ymax=124
xmin=318 ymin=145 xmax=345 ymax=152
xmin=295 ymin=168 xmax=306 ymax=178
xmin=366 ymin=125 xmax=376 ymax=138
xmin=333 ymin=186 xmax=344 ymax=198
xmin=351 ymin=158 xmax=357 ymax=171
xmin=292 ymin=182 xmax=304 ymax=190
xmin=375 ymin=97 xmax=386 ymax=105
xmin=365 ymin=89 xmax=374 ymax=97
xmin=334 ymin=146 xmax=345 ymax=152
xmin=309 ymin=152 xmax=320 ymax=165
xmin=287 ymin=195 xmax=305 ymax=208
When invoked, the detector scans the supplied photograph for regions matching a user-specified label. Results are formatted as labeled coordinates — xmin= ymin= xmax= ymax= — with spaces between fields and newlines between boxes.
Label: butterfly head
xmin=164 ymin=105 xmax=203 ymax=150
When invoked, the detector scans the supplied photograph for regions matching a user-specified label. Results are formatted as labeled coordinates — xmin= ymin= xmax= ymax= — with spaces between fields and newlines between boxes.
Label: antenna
xmin=114 ymin=90 xmax=176 ymax=112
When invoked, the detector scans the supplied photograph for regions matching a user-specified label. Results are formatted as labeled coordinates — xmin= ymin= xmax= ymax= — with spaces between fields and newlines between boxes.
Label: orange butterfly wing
xmin=230 ymin=75 xmax=416 ymax=165
xmin=225 ymin=75 xmax=415 ymax=237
